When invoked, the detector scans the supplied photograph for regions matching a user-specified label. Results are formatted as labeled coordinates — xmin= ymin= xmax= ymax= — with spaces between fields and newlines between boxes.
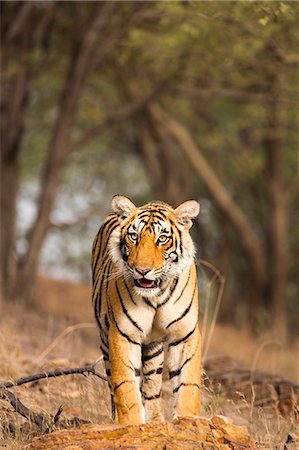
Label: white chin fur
xmin=134 ymin=286 xmax=160 ymax=298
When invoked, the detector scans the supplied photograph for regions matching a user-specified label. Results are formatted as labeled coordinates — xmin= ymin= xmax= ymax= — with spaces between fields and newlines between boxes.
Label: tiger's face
xmin=110 ymin=195 xmax=200 ymax=297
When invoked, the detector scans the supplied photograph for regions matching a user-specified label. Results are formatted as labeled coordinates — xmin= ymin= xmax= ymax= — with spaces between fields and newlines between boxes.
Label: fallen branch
xmin=0 ymin=363 xmax=107 ymax=431
xmin=0 ymin=363 xmax=107 ymax=390
xmin=1 ymin=389 xmax=46 ymax=430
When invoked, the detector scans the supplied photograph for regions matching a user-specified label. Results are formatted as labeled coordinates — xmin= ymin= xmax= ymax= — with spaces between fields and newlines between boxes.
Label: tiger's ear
xmin=175 ymin=200 xmax=200 ymax=229
xmin=112 ymin=195 xmax=136 ymax=221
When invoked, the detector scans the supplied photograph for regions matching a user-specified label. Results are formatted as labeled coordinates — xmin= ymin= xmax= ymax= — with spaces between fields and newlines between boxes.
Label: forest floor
xmin=0 ymin=276 xmax=298 ymax=449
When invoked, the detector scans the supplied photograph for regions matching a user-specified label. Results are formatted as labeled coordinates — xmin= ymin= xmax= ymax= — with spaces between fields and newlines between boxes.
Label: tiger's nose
xmin=135 ymin=267 xmax=151 ymax=276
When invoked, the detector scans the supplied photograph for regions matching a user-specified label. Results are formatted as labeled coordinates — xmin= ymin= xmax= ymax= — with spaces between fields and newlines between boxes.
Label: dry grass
xmin=208 ymin=324 xmax=299 ymax=384
xmin=0 ymin=275 xmax=298 ymax=448
xmin=0 ymin=302 xmax=111 ymax=447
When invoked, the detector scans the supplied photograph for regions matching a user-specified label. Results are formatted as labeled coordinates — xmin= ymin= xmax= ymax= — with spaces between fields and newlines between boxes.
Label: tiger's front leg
xmin=108 ymin=323 xmax=144 ymax=425
xmin=141 ymin=341 xmax=164 ymax=422
xmin=167 ymin=325 xmax=201 ymax=418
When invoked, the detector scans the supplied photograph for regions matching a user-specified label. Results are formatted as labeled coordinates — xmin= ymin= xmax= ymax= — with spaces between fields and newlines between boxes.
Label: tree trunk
xmin=13 ymin=2 xmax=117 ymax=305
xmin=0 ymin=156 xmax=20 ymax=301
xmin=263 ymin=72 xmax=290 ymax=341
xmin=0 ymin=2 xmax=48 ymax=301
xmin=0 ymin=70 xmax=29 ymax=299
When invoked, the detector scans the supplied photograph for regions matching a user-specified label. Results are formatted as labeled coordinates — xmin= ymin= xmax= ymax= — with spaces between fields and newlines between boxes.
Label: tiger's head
xmin=110 ymin=195 xmax=200 ymax=297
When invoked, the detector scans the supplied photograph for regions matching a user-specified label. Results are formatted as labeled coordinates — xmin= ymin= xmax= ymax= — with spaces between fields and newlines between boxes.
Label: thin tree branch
xmin=70 ymin=82 xmax=166 ymax=152
xmin=0 ymin=364 xmax=107 ymax=390
xmin=90 ymin=4 xmax=162 ymax=72
xmin=176 ymin=85 xmax=299 ymax=106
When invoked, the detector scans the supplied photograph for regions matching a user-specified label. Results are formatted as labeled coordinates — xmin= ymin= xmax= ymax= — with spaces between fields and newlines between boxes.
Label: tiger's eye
xmin=158 ymin=235 xmax=169 ymax=244
xmin=129 ymin=232 xmax=138 ymax=242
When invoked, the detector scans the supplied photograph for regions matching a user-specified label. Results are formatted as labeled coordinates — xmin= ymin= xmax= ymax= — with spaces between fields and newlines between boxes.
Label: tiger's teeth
xmin=135 ymin=279 xmax=156 ymax=288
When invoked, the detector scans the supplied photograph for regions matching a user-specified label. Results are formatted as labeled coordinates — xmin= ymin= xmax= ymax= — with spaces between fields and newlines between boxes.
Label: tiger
xmin=91 ymin=195 xmax=201 ymax=425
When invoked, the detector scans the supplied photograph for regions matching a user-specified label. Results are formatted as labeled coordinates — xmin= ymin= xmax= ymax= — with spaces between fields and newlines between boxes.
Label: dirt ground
xmin=0 ymin=276 xmax=298 ymax=449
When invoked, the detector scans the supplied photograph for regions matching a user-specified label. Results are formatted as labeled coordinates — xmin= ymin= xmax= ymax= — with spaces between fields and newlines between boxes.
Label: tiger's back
xmin=92 ymin=195 xmax=201 ymax=425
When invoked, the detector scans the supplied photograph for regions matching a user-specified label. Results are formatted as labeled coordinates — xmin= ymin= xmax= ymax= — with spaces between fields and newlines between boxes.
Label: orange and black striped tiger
xmin=92 ymin=195 xmax=201 ymax=425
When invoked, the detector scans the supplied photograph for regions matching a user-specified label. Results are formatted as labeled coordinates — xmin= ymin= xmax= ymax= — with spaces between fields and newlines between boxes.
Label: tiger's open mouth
xmin=134 ymin=278 xmax=159 ymax=289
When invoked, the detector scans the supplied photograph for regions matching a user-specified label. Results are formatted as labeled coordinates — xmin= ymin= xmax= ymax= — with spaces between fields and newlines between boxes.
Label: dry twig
xmin=1 ymin=389 xmax=46 ymax=430
xmin=0 ymin=363 xmax=107 ymax=430
xmin=0 ymin=363 xmax=107 ymax=390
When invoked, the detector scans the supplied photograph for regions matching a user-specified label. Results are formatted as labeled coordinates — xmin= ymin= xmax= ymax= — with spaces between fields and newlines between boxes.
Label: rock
xmin=27 ymin=415 xmax=256 ymax=449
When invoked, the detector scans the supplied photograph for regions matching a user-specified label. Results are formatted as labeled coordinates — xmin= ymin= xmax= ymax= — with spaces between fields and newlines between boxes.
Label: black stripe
xmin=124 ymin=364 xmax=140 ymax=377
xmin=93 ymin=307 xmax=102 ymax=331
xmin=99 ymin=328 xmax=108 ymax=348
xmin=151 ymin=212 xmax=167 ymax=221
xmin=105 ymin=219 xmax=119 ymax=245
xmin=142 ymin=392 xmax=161 ymax=400
xmin=124 ymin=279 xmax=137 ymax=305
xmin=137 ymin=212 xmax=150 ymax=221
xmin=94 ymin=258 xmax=111 ymax=323
xmin=171 ymin=234 xmax=179 ymax=262
xmin=91 ymin=232 xmax=101 ymax=283
xmin=100 ymin=345 xmax=109 ymax=359
xmin=110 ymin=309 xmax=141 ymax=346
xmin=106 ymin=368 xmax=111 ymax=376
xmin=173 ymin=383 xmax=200 ymax=394
xmin=173 ymin=269 xmax=191 ymax=304
xmin=92 ymin=253 xmax=110 ymax=299
xmin=169 ymin=356 xmax=193 ymax=379
xmin=92 ymin=253 xmax=110 ymax=295
xmin=157 ymin=283 xmax=169 ymax=298
xmin=157 ymin=278 xmax=179 ymax=308
xmin=157 ymin=283 xmax=168 ymax=302
xmin=163 ymin=236 xmax=174 ymax=252
xmin=92 ymin=217 xmax=118 ymax=279
xmin=143 ymin=369 xmax=155 ymax=377
xmin=101 ymin=215 xmax=118 ymax=246
xmin=93 ymin=218 xmax=118 ymax=280
xmin=168 ymin=325 xmax=197 ymax=348
xmin=105 ymin=265 xmax=110 ymax=305
xmin=116 ymin=281 xmax=143 ymax=332
xmin=105 ymin=313 xmax=110 ymax=330
xmin=138 ymin=209 xmax=167 ymax=219
xmin=166 ymin=282 xmax=196 ymax=329
xmin=114 ymin=380 xmax=134 ymax=392
xmin=143 ymin=367 xmax=163 ymax=377
xmin=177 ymin=228 xmax=183 ymax=256
xmin=142 ymin=346 xmax=163 ymax=362
xmin=142 ymin=297 xmax=156 ymax=309
xmin=92 ymin=227 xmax=102 ymax=254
